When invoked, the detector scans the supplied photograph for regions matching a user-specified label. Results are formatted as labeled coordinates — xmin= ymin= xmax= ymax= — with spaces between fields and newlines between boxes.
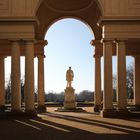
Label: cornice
xmin=0 ymin=17 xmax=39 ymax=25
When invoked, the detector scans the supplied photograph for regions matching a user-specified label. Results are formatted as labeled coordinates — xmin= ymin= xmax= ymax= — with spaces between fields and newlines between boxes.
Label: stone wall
xmin=0 ymin=0 xmax=39 ymax=17
xmin=0 ymin=0 xmax=140 ymax=18
xmin=99 ymin=0 xmax=140 ymax=18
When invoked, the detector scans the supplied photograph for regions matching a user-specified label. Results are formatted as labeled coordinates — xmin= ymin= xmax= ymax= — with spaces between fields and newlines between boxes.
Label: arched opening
xmin=35 ymin=0 xmax=102 ymax=109
xmin=36 ymin=0 xmax=102 ymax=40
xmin=44 ymin=18 xmax=95 ymax=105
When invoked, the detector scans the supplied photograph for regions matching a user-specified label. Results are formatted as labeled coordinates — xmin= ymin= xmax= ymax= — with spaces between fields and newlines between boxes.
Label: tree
xmin=5 ymin=75 xmax=37 ymax=104
xmin=113 ymin=62 xmax=134 ymax=99
xmin=21 ymin=75 xmax=25 ymax=103
xmin=5 ymin=76 xmax=11 ymax=104
xmin=113 ymin=74 xmax=117 ymax=101
xmin=126 ymin=63 xmax=134 ymax=99
xmin=76 ymin=90 xmax=94 ymax=102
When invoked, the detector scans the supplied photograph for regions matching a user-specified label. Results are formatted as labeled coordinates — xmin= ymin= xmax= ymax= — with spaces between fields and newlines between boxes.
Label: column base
xmin=37 ymin=105 xmax=46 ymax=113
xmin=93 ymin=105 xmax=102 ymax=112
xmin=117 ymin=109 xmax=130 ymax=117
xmin=11 ymin=109 xmax=22 ymax=113
xmin=25 ymin=109 xmax=37 ymax=116
xmin=101 ymin=109 xmax=116 ymax=118
xmin=117 ymin=108 xmax=128 ymax=112
xmin=133 ymin=105 xmax=140 ymax=111
xmin=0 ymin=106 xmax=6 ymax=112
xmin=101 ymin=108 xmax=131 ymax=118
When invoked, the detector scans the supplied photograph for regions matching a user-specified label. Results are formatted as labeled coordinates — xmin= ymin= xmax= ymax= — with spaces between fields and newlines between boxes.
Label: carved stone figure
xmin=66 ymin=66 xmax=74 ymax=87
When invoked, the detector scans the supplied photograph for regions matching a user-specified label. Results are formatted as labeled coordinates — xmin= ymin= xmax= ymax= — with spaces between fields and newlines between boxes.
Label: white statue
xmin=66 ymin=66 xmax=74 ymax=88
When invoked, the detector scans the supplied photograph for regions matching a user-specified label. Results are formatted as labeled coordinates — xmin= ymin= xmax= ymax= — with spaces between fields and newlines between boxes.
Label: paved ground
xmin=0 ymin=107 xmax=140 ymax=140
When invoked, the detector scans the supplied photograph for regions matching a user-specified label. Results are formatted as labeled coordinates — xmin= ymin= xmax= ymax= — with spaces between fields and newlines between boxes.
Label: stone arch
xmin=43 ymin=16 xmax=95 ymax=37
xmin=35 ymin=0 xmax=102 ymax=40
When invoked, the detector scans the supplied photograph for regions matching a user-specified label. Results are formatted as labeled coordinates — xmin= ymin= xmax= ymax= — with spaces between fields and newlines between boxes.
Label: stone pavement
xmin=0 ymin=107 xmax=140 ymax=140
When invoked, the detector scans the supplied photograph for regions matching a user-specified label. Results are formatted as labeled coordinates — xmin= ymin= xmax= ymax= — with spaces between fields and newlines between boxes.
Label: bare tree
xmin=113 ymin=62 xmax=134 ymax=99
xmin=126 ymin=62 xmax=134 ymax=99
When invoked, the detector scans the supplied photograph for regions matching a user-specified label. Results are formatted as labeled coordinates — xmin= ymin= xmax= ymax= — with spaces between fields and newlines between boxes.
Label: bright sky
xmin=44 ymin=18 xmax=94 ymax=93
xmin=4 ymin=18 xmax=134 ymax=93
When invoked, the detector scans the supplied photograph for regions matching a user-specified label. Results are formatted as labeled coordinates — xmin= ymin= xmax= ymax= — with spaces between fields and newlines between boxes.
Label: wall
xmin=0 ymin=0 xmax=39 ymax=17
xmin=99 ymin=0 xmax=140 ymax=18
xmin=0 ymin=0 xmax=140 ymax=18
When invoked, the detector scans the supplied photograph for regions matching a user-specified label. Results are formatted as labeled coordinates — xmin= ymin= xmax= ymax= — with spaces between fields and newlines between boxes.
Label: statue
xmin=66 ymin=66 xmax=74 ymax=88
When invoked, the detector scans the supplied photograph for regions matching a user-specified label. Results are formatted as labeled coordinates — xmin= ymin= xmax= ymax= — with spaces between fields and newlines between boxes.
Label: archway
xmin=35 ymin=0 xmax=102 ymax=111
xmin=44 ymin=18 xmax=94 ymax=103
xmin=36 ymin=0 xmax=102 ymax=40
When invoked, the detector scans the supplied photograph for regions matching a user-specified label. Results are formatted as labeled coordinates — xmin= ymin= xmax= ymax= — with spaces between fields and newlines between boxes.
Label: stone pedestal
xmin=55 ymin=87 xmax=85 ymax=112
xmin=64 ymin=87 xmax=76 ymax=109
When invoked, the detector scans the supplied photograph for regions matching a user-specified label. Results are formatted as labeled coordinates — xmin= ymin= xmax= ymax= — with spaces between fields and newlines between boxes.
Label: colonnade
xmin=92 ymin=39 xmax=140 ymax=117
xmin=0 ymin=40 xmax=46 ymax=113
xmin=1 ymin=38 xmax=140 ymax=117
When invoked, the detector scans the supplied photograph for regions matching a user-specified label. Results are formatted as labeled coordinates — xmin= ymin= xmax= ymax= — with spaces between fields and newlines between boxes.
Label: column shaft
xmin=94 ymin=56 xmax=101 ymax=112
xmin=103 ymin=41 xmax=113 ymax=111
xmin=0 ymin=57 xmax=5 ymax=107
xmin=116 ymin=41 xmax=127 ymax=110
xmin=134 ymin=56 xmax=140 ymax=108
xmin=24 ymin=41 xmax=35 ymax=112
xmin=11 ymin=41 xmax=21 ymax=111
xmin=38 ymin=55 xmax=45 ymax=106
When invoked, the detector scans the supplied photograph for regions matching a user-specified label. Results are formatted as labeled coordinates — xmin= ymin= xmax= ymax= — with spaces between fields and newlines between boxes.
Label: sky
xmin=44 ymin=18 xmax=94 ymax=93
xmin=4 ymin=18 xmax=134 ymax=93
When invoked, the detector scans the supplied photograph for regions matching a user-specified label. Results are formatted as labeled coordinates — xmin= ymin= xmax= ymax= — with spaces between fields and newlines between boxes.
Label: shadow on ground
xmin=0 ymin=112 xmax=140 ymax=140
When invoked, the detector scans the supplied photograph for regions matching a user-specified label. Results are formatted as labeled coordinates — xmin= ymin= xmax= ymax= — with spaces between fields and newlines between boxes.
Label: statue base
xmin=64 ymin=87 xmax=76 ymax=109
xmin=55 ymin=107 xmax=86 ymax=112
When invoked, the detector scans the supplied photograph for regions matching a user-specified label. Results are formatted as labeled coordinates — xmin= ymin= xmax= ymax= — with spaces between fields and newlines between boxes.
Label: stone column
xmin=116 ymin=41 xmax=127 ymax=111
xmin=134 ymin=56 xmax=140 ymax=110
xmin=90 ymin=40 xmax=102 ymax=112
xmin=37 ymin=55 xmax=46 ymax=112
xmin=101 ymin=40 xmax=114 ymax=117
xmin=94 ymin=55 xmax=102 ymax=112
xmin=11 ymin=41 xmax=21 ymax=111
xmin=0 ymin=56 xmax=5 ymax=111
xmin=24 ymin=41 xmax=35 ymax=114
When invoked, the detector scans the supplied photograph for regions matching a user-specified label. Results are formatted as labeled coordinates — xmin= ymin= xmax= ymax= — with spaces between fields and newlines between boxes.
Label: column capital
xmin=90 ymin=40 xmax=102 ymax=46
xmin=24 ymin=40 xmax=35 ymax=45
xmin=9 ymin=40 xmax=20 ymax=44
xmin=114 ymin=39 xmax=128 ymax=44
xmin=37 ymin=54 xmax=46 ymax=59
xmin=101 ymin=39 xmax=114 ymax=43
xmin=115 ymin=40 xmax=127 ymax=49
xmin=9 ymin=39 xmax=27 ymax=46
xmin=35 ymin=40 xmax=48 ymax=46
xmin=93 ymin=54 xmax=102 ymax=58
